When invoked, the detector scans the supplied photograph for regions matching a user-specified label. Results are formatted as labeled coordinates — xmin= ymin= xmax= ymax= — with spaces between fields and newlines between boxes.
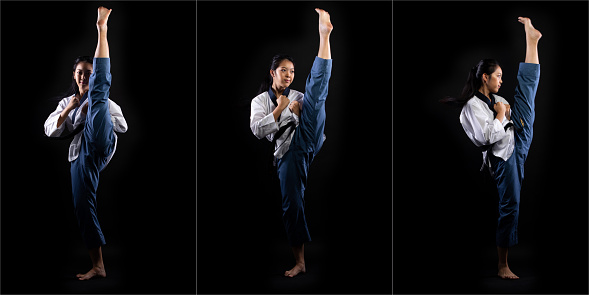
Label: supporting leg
xmin=497 ymin=246 xmax=519 ymax=279
xmin=285 ymin=244 xmax=306 ymax=277
xmin=76 ymin=247 xmax=107 ymax=280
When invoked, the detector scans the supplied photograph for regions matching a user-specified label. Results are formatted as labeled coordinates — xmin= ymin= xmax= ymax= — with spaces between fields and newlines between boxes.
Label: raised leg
xmin=295 ymin=9 xmax=333 ymax=155
xmin=315 ymin=8 xmax=333 ymax=60
xmin=95 ymin=7 xmax=111 ymax=58
xmin=517 ymin=17 xmax=541 ymax=64
xmin=86 ymin=6 xmax=115 ymax=156
xmin=511 ymin=17 xmax=541 ymax=161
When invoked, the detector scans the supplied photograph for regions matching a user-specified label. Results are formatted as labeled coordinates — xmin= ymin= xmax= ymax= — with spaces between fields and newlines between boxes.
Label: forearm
xmin=272 ymin=106 xmax=286 ymax=122
xmin=496 ymin=111 xmax=505 ymax=123
xmin=57 ymin=107 xmax=73 ymax=128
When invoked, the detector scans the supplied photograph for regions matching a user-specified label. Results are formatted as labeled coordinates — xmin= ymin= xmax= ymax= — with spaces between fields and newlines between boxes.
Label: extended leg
xmin=511 ymin=18 xmax=541 ymax=163
xmin=86 ymin=6 xmax=115 ymax=156
xmin=95 ymin=7 xmax=111 ymax=58
xmin=295 ymin=9 xmax=333 ymax=155
xmin=518 ymin=17 xmax=541 ymax=64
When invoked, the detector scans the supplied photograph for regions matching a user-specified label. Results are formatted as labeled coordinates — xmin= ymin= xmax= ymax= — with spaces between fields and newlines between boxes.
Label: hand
xmin=66 ymin=95 xmax=81 ymax=111
xmin=276 ymin=95 xmax=290 ymax=111
xmin=494 ymin=101 xmax=506 ymax=115
xmin=505 ymin=104 xmax=511 ymax=120
xmin=289 ymin=101 xmax=301 ymax=117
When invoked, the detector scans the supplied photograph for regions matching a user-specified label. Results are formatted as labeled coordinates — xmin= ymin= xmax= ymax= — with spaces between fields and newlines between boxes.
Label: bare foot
xmin=518 ymin=17 xmax=542 ymax=42
xmin=284 ymin=262 xmax=306 ymax=278
xmin=498 ymin=264 xmax=519 ymax=280
xmin=76 ymin=266 xmax=106 ymax=281
xmin=96 ymin=6 xmax=112 ymax=32
xmin=315 ymin=8 xmax=333 ymax=36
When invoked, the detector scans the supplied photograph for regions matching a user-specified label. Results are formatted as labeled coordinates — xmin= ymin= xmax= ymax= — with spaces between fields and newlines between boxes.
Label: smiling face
xmin=483 ymin=66 xmax=503 ymax=94
xmin=74 ymin=61 xmax=93 ymax=95
xmin=271 ymin=59 xmax=295 ymax=91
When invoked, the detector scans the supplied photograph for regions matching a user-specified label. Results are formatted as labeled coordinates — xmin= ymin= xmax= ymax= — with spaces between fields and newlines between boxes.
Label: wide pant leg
xmin=491 ymin=63 xmax=540 ymax=248
xmin=71 ymin=57 xmax=115 ymax=249
xmin=277 ymin=57 xmax=332 ymax=246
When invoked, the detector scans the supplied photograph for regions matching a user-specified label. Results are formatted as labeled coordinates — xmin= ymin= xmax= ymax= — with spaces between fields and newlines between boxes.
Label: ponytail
xmin=440 ymin=59 xmax=500 ymax=108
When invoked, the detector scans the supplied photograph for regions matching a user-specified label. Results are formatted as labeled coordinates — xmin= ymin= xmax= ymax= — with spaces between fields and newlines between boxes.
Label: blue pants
xmin=70 ymin=58 xmax=115 ymax=249
xmin=489 ymin=63 xmax=540 ymax=248
xmin=277 ymin=57 xmax=332 ymax=246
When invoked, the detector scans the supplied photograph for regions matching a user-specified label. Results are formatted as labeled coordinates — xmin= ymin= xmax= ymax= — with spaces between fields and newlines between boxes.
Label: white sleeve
xmin=250 ymin=96 xmax=278 ymax=140
xmin=44 ymin=97 xmax=72 ymax=137
xmin=108 ymin=99 xmax=128 ymax=133
xmin=460 ymin=101 xmax=508 ymax=147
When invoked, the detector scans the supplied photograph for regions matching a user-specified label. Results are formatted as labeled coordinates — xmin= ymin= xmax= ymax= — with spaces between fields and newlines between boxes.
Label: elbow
xmin=250 ymin=125 xmax=264 ymax=140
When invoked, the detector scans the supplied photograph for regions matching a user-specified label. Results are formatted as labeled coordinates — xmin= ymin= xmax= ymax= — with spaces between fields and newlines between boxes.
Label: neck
xmin=272 ymin=84 xmax=285 ymax=97
xmin=478 ymin=87 xmax=491 ymax=102
xmin=79 ymin=88 xmax=87 ymax=98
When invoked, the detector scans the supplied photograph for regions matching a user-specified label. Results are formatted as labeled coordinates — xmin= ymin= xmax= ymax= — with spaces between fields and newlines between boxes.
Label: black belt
xmin=272 ymin=121 xmax=296 ymax=166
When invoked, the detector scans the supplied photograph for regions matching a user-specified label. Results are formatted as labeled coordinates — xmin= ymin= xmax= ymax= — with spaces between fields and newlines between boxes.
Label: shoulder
xmin=494 ymin=94 xmax=508 ymax=104
xmin=289 ymin=89 xmax=304 ymax=99
xmin=61 ymin=94 xmax=75 ymax=103
xmin=108 ymin=98 xmax=120 ymax=107
xmin=464 ymin=96 xmax=482 ymax=109
xmin=252 ymin=91 xmax=269 ymax=105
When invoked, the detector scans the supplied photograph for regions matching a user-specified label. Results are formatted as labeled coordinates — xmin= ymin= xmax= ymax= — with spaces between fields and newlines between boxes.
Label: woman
xmin=44 ymin=7 xmax=127 ymax=280
xmin=250 ymin=8 xmax=333 ymax=277
xmin=442 ymin=17 xmax=541 ymax=279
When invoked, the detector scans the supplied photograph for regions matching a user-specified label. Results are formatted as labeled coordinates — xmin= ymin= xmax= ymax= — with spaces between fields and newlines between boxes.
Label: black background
xmin=394 ymin=1 xmax=588 ymax=294
xmin=1 ymin=1 xmax=195 ymax=293
xmin=197 ymin=1 xmax=392 ymax=294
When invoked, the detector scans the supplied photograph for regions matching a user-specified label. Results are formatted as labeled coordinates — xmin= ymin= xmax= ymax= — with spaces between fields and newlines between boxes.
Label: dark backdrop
xmin=393 ymin=1 xmax=588 ymax=294
xmin=197 ymin=1 xmax=392 ymax=294
xmin=1 ymin=1 xmax=195 ymax=293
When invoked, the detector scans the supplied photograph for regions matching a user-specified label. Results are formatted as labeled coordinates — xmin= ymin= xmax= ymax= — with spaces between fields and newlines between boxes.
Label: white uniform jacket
xmin=250 ymin=88 xmax=304 ymax=160
xmin=459 ymin=94 xmax=515 ymax=166
xmin=44 ymin=95 xmax=128 ymax=167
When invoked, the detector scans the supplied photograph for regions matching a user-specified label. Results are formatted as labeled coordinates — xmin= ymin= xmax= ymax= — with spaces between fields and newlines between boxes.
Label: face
xmin=271 ymin=60 xmax=295 ymax=90
xmin=74 ymin=61 xmax=93 ymax=94
xmin=483 ymin=66 xmax=503 ymax=94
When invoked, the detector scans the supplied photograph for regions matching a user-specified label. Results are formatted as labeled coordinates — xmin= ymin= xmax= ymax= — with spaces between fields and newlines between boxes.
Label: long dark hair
xmin=440 ymin=59 xmax=501 ymax=107
xmin=68 ymin=56 xmax=94 ymax=97
xmin=257 ymin=54 xmax=295 ymax=96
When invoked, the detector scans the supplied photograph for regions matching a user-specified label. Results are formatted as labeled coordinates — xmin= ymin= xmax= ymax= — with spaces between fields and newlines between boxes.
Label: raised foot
xmin=498 ymin=264 xmax=519 ymax=280
xmin=76 ymin=266 xmax=106 ymax=281
xmin=96 ymin=6 xmax=112 ymax=31
xmin=518 ymin=17 xmax=542 ymax=42
xmin=284 ymin=263 xmax=306 ymax=278
xmin=315 ymin=8 xmax=333 ymax=36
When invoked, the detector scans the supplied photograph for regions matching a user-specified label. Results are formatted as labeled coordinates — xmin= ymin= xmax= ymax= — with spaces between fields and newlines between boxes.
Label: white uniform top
xmin=459 ymin=94 xmax=515 ymax=164
xmin=44 ymin=95 xmax=128 ymax=167
xmin=250 ymin=88 xmax=303 ymax=160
